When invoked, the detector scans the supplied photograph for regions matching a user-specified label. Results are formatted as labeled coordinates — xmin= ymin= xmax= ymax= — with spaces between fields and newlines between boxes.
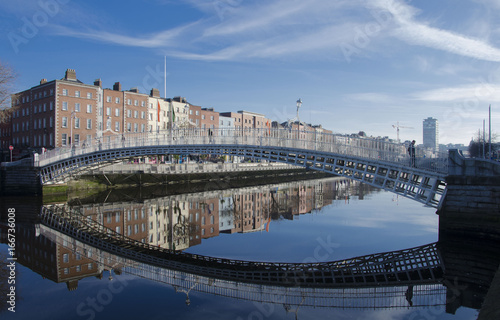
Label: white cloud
xmin=373 ymin=0 xmax=500 ymax=62
xmin=412 ymin=84 xmax=500 ymax=102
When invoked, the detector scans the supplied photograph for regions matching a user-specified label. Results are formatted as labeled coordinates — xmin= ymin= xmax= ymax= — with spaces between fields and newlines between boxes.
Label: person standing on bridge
xmin=408 ymin=140 xmax=416 ymax=167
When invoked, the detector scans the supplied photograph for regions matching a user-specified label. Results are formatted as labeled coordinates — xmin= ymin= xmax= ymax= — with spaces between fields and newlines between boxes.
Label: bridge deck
xmin=35 ymin=128 xmax=448 ymax=207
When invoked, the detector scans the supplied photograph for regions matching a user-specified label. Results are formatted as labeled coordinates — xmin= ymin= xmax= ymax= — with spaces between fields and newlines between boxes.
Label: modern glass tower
xmin=423 ymin=117 xmax=439 ymax=151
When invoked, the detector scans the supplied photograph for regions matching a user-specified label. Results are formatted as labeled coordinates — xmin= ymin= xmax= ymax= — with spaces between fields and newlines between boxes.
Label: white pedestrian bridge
xmin=36 ymin=128 xmax=448 ymax=207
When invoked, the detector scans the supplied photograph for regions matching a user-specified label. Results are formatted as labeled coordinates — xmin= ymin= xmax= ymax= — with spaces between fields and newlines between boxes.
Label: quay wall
xmin=438 ymin=150 xmax=500 ymax=240
xmin=0 ymin=159 xmax=42 ymax=196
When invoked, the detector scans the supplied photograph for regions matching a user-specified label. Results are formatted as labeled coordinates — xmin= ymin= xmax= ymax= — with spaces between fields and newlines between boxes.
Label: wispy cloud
xmin=52 ymin=23 xmax=196 ymax=48
xmin=45 ymin=0 xmax=500 ymax=63
xmin=373 ymin=0 xmax=500 ymax=62
xmin=412 ymin=83 xmax=500 ymax=102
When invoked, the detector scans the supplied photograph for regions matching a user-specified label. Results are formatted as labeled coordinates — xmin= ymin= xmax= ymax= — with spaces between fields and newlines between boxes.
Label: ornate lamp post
xmin=296 ymin=98 xmax=302 ymax=139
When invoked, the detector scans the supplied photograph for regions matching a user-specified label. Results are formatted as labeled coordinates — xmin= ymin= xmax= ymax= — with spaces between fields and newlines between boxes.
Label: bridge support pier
xmin=0 ymin=160 xmax=42 ymax=196
xmin=438 ymin=150 xmax=500 ymax=239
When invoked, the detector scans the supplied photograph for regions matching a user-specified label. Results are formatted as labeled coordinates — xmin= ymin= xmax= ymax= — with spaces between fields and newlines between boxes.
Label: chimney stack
xmin=150 ymin=88 xmax=160 ymax=98
xmin=40 ymin=79 xmax=47 ymax=85
xmin=64 ymin=68 xmax=77 ymax=81
xmin=113 ymin=82 xmax=122 ymax=91
xmin=94 ymin=79 xmax=102 ymax=87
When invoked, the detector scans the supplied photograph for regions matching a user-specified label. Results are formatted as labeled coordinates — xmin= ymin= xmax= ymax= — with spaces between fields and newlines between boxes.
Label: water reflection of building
xmin=0 ymin=223 xmax=104 ymax=291
xmin=58 ymin=178 xmax=377 ymax=252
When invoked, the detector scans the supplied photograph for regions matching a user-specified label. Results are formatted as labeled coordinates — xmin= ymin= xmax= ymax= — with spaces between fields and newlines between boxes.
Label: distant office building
xmin=423 ymin=117 xmax=438 ymax=151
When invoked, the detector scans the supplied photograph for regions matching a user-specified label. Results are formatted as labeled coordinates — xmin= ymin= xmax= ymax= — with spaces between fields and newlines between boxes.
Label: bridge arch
xmin=36 ymin=128 xmax=447 ymax=206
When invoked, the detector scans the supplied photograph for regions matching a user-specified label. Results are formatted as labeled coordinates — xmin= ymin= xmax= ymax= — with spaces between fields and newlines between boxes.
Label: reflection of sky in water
xmin=185 ymin=191 xmax=439 ymax=263
xmin=0 ymin=189 xmax=479 ymax=320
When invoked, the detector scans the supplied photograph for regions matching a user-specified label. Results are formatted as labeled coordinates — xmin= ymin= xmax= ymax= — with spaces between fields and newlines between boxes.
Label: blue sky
xmin=1 ymin=0 xmax=500 ymax=144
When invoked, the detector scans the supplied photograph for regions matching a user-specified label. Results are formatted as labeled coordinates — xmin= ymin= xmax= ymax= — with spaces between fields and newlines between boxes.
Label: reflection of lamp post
xmin=296 ymin=99 xmax=302 ymax=139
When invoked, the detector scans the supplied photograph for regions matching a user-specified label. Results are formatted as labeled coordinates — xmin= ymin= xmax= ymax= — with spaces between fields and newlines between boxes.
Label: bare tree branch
xmin=0 ymin=60 xmax=17 ymax=112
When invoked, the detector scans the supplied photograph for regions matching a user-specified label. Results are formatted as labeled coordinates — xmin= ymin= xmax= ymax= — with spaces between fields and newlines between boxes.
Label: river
xmin=0 ymin=177 xmax=493 ymax=319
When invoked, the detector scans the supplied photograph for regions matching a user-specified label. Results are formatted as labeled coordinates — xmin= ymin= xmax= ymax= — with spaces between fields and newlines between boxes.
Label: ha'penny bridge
xmin=40 ymin=205 xmax=445 ymax=309
xmin=31 ymin=128 xmax=451 ymax=207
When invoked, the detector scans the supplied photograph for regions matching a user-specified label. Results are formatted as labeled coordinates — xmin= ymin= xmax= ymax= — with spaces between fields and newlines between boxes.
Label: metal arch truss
xmin=41 ymin=206 xmax=444 ymax=289
xmin=39 ymin=144 xmax=446 ymax=208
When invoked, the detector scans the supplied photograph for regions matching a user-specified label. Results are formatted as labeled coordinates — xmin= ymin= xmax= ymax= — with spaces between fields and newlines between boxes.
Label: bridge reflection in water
xmin=34 ymin=222 xmax=446 ymax=311
xmin=1 ymin=177 xmax=499 ymax=317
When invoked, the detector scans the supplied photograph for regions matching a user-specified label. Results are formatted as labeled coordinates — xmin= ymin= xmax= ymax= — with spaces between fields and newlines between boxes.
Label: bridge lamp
xmin=296 ymin=98 xmax=302 ymax=138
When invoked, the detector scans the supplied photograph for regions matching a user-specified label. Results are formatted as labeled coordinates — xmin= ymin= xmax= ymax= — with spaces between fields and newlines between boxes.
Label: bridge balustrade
xmin=37 ymin=128 xmax=448 ymax=174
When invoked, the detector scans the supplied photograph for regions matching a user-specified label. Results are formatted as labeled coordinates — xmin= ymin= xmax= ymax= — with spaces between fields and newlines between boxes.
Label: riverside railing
xmin=36 ymin=128 xmax=448 ymax=174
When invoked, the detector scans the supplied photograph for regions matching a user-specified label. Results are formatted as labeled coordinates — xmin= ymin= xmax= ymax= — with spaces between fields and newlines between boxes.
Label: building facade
xmin=423 ymin=117 xmax=439 ymax=152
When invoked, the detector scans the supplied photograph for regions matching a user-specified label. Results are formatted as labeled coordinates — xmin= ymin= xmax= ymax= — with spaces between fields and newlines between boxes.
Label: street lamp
xmin=296 ymin=98 xmax=302 ymax=139
xmin=69 ymin=110 xmax=76 ymax=147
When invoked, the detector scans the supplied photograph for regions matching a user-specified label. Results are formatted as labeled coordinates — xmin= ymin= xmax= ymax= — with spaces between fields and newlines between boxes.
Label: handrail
xmin=36 ymin=128 xmax=449 ymax=174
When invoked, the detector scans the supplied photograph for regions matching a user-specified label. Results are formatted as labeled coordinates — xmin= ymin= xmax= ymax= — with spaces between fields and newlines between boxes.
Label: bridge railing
xmin=37 ymin=128 xmax=448 ymax=174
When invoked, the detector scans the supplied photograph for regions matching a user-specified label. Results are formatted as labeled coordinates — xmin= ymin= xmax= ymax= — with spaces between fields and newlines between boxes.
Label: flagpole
xmin=489 ymin=104 xmax=492 ymax=159
xmin=164 ymin=55 xmax=167 ymax=98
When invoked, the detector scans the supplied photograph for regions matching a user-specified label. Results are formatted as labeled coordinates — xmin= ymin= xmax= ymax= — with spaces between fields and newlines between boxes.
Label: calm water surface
xmin=0 ymin=178 xmax=484 ymax=319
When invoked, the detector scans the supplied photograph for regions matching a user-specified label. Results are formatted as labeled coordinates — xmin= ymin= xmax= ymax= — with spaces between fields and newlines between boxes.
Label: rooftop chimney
xmin=94 ymin=79 xmax=102 ymax=87
xmin=129 ymin=87 xmax=139 ymax=93
xmin=113 ymin=82 xmax=122 ymax=91
xmin=64 ymin=69 xmax=77 ymax=81
xmin=150 ymin=88 xmax=160 ymax=98
xmin=40 ymin=79 xmax=47 ymax=85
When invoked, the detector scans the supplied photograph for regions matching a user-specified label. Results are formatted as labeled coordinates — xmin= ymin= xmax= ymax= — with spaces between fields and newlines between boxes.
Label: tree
xmin=468 ymin=129 xmax=498 ymax=158
xmin=0 ymin=60 xmax=16 ymax=122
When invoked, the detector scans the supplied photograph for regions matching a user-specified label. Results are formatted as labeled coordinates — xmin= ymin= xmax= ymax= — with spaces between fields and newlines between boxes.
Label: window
xmin=127 ymin=99 xmax=131 ymax=105
xmin=134 ymin=110 xmax=138 ymax=118
xmin=50 ymin=117 xmax=53 ymax=128
xmin=141 ymin=124 xmax=145 ymax=132
xmin=211 ymin=116 xmax=214 ymax=120
xmin=62 ymin=101 xmax=68 ymax=111
xmin=202 ymin=115 xmax=205 ymax=120
xmin=62 ymin=134 xmax=67 ymax=146
xmin=141 ymin=101 xmax=145 ymax=107
xmin=75 ymin=103 xmax=80 ymax=112
xmin=106 ymin=107 xmax=111 ymax=116
xmin=50 ymin=101 xmax=53 ymax=110
xmin=141 ymin=111 xmax=145 ymax=119
xmin=86 ymin=119 xmax=92 ymax=129
xmin=43 ymin=118 xmax=46 ymax=128
xmin=87 ymin=92 xmax=92 ymax=99
xmin=62 ymin=117 xmax=68 ymax=128
xmin=195 ymin=110 xmax=199 ymax=115
xmin=50 ymin=89 xmax=54 ymax=96
xmin=87 ymin=104 xmax=92 ymax=113
xmin=115 ymin=108 xmax=120 ymax=117
xmin=127 ymin=123 xmax=131 ymax=132
xmin=134 ymin=123 xmax=138 ymax=132
xmin=62 ymin=89 xmax=68 ymax=96
xmin=75 ymin=91 xmax=80 ymax=97
xmin=116 ymin=226 xmax=120 ymax=234
xmin=134 ymin=100 xmax=138 ymax=106
xmin=116 ymin=212 xmax=121 ymax=222
xmin=107 ymin=96 xmax=111 ymax=103
xmin=127 ymin=110 xmax=131 ymax=118
xmin=115 ymin=121 xmax=120 ymax=131
xmin=43 ymin=103 xmax=47 ymax=112
xmin=74 ymin=118 xmax=80 ymax=129
xmin=115 ymin=97 xmax=120 ymax=104
xmin=189 ymin=110 xmax=193 ymax=115
xmin=74 ymin=134 xmax=80 ymax=144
